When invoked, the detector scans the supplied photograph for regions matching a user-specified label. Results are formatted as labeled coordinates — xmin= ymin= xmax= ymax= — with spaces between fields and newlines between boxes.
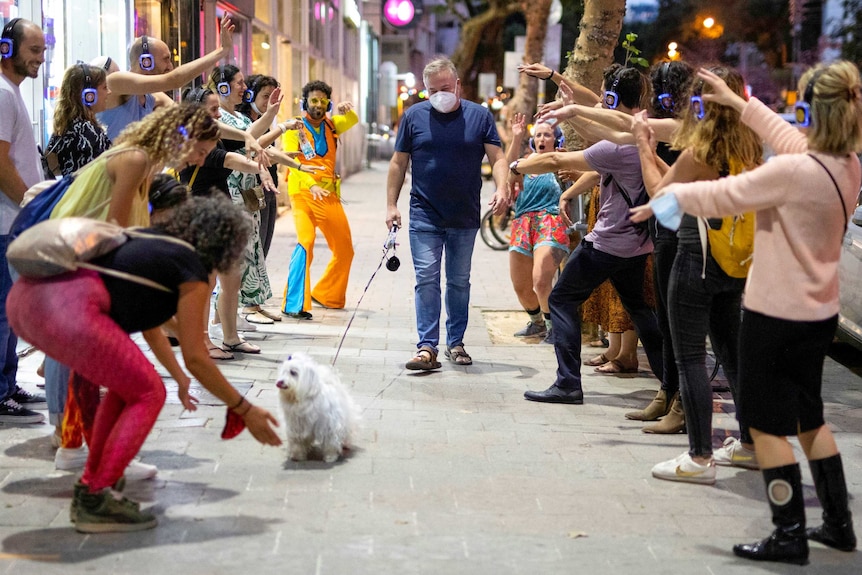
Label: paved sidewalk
xmin=1 ymin=162 xmax=861 ymax=574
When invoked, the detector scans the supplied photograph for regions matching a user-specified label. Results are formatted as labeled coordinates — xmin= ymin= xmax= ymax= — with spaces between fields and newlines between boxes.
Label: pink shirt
xmin=662 ymin=98 xmax=861 ymax=321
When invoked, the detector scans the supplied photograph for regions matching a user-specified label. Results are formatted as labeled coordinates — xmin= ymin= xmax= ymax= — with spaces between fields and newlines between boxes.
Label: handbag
xmin=7 ymin=217 xmax=194 ymax=292
xmin=239 ymin=185 xmax=266 ymax=212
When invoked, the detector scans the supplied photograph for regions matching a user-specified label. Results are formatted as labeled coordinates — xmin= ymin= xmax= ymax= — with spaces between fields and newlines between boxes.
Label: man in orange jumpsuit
xmin=281 ymin=80 xmax=358 ymax=319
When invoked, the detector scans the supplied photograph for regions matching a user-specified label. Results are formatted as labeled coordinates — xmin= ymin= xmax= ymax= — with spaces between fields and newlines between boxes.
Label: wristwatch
xmin=509 ymin=159 xmax=521 ymax=176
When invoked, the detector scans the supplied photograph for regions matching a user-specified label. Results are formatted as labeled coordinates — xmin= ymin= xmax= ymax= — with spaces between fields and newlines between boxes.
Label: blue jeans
xmin=44 ymin=357 xmax=71 ymax=425
xmin=549 ymin=240 xmax=663 ymax=392
xmin=409 ymin=220 xmax=478 ymax=351
xmin=668 ymin=244 xmax=747 ymax=457
xmin=0 ymin=235 xmax=18 ymax=401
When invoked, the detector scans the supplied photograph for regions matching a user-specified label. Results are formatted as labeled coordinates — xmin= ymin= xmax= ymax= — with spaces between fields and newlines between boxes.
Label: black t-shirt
xmin=178 ymin=141 xmax=231 ymax=197
xmin=90 ymin=232 xmax=209 ymax=333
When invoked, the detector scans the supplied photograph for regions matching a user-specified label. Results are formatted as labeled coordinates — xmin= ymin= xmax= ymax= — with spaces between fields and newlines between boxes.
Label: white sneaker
xmin=713 ymin=437 xmax=759 ymax=470
xmin=55 ymin=445 xmax=89 ymax=470
xmin=209 ymin=322 xmax=224 ymax=340
xmin=652 ymin=452 xmax=716 ymax=485
xmin=236 ymin=314 xmax=258 ymax=332
xmin=124 ymin=459 xmax=158 ymax=481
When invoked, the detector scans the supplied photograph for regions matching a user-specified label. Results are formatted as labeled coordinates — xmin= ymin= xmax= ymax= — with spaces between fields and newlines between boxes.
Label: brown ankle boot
xmin=625 ymin=389 xmax=669 ymax=421
xmin=642 ymin=392 xmax=685 ymax=434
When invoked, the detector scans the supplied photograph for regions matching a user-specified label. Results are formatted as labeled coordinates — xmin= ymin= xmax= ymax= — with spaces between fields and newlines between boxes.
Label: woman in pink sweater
xmin=632 ymin=62 xmax=861 ymax=565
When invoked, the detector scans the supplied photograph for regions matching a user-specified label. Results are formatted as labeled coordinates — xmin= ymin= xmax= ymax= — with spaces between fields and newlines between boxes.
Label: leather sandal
xmin=256 ymin=308 xmax=282 ymax=322
xmin=445 ymin=345 xmax=472 ymax=366
xmin=595 ymin=359 xmax=639 ymax=374
xmin=406 ymin=346 xmax=441 ymax=371
xmin=584 ymin=353 xmax=609 ymax=367
xmin=244 ymin=312 xmax=274 ymax=325
xmin=208 ymin=346 xmax=235 ymax=361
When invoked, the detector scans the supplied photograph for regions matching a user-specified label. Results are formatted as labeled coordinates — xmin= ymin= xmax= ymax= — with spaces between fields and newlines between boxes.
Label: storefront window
xmin=216 ymin=2 xmax=246 ymax=69
xmin=254 ymin=0 xmax=270 ymax=25
xmin=251 ymin=23 xmax=270 ymax=75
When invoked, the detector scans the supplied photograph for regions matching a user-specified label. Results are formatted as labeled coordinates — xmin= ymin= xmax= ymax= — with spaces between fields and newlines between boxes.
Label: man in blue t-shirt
xmin=510 ymin=65 xmax=664 ymax=404
xmin=386 ymin=58 xmax=508 ymax=371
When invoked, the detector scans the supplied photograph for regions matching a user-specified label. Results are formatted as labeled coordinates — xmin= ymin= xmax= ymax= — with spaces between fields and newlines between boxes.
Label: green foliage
xmin=621 ymin=32 xmax=650 ymax=68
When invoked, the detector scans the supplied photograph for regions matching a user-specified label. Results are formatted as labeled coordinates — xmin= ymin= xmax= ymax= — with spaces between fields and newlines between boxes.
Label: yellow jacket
xmin=284 ymin=109 xmax=359 ymax=197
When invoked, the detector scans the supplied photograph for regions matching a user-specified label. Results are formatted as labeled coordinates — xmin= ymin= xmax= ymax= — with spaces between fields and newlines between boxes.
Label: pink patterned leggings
xmin=8 ymin=271 xmax=166 ymax=492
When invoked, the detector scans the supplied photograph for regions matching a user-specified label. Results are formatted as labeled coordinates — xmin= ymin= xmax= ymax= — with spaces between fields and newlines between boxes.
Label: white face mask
xmin=429 ymin=91 xmax=458 ymax=113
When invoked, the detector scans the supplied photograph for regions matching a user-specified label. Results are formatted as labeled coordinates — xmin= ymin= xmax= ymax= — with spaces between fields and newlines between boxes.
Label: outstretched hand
xmin=510 ymin=112 xmax=526 ymax=137
xmin=697 ymin=68 xmax=747 ymax=112
xmin=629 ymin=203 xmax=654 ymax=223
xmin=631 ymin=110 xmax=655 ymax=148
xmin=218 ymin=12 xmax=235 ymax=56
xmin=518 ymin=62 xmax=554 ymax=81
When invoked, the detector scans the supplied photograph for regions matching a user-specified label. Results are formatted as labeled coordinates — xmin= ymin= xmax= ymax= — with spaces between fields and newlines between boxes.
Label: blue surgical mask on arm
xmin=650 ymin=193 xmax=683 ymax=231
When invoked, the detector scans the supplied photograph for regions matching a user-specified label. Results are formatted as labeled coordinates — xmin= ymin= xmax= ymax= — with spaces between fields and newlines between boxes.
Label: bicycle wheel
xmin=489 ymin=208 xmax=513 ymax=246
xmin=480 ymin=209 xmax=508 ymax=250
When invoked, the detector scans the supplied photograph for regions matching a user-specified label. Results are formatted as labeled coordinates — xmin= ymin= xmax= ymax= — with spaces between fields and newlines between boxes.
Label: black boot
xmin=807 ymin=454 xmax=857 ymax=552
xmin=733 ymin=463 xmax=809 ymax=565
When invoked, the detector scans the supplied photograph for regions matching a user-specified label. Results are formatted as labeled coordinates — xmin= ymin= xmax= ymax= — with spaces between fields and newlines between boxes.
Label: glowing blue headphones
xmin=139 ymin=35 xmax=155 ymax=71
xmin=656 ymin=62 xmax=674 ymax=112
xmin=794 ymin=69 xmax=826 ymax=128
xmin=0 ymin=18 xmax=22 ymax=59
xmin=79 ymin=62 xmax=98 ymax=107
xmin=603 ymin=69 xmax=624 ymax=110
xmin=217 ymin=64 xmax=231 ymax=96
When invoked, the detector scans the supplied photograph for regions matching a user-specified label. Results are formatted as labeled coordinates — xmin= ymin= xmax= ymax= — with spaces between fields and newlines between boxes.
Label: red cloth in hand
xmin=221 ymin=407 xmax=246 ymax=439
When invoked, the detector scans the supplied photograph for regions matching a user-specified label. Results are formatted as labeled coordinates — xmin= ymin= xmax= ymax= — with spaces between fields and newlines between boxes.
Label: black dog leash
xmin=332 ymin=226 xmax=400 ymax=366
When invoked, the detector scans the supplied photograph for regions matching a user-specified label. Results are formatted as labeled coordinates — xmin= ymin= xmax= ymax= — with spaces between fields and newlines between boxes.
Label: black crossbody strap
xmin=807 ymin=153 xmax=848 ymax=234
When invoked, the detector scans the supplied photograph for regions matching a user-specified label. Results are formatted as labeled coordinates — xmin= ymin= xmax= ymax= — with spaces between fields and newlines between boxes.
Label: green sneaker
xmin=74 ymin=484 xmax=156 ymax=533
xmin=70 ymin=479 xmax=137 ymax=523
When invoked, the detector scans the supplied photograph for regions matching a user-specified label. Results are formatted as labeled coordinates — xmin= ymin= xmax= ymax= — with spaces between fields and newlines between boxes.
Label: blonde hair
xmin=801 ymin=61 xmax=862 ymax=154
xmin=113 ymin=104 xmax=220 ymax=169
xmin=673 ymin=66 xmax=762 ymax=174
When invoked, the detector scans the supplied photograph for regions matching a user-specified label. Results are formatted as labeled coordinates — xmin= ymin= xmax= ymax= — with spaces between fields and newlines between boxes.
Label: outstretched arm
xmin=107 ymin=13 xmax=235 ymax=96
xmin=518 ymin=62 xmax=601 ymax=107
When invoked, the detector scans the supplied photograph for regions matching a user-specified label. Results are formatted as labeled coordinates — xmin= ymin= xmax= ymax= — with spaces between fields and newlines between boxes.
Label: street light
xmin=667 ymin=41 xmax=680 ymax=60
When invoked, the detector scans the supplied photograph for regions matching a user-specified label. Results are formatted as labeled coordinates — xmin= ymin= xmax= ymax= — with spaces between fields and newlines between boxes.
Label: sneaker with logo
xmin=652 ymin=452 xmax=716 ymax=485
xmin=513 ymin=321 xmax=547 ymax=338
xmin=11 ymin=386 xmax=47 ymax=409
xmin=73 ymin=483 xmax=157 ymax=533
xmin=0 ymin=397 xmax=45 ymax=424
xmin=713 ymin=437 xmax=759 ymax=470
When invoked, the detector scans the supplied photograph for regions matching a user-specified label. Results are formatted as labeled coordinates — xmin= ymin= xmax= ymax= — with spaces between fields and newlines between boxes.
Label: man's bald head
xmin=128 ymin=35 xmax=172 ymax=74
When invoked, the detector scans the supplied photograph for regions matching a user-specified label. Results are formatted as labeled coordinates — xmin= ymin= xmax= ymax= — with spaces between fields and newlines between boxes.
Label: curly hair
xmin=801 ymin=61 xmax=862 ymax=154
xmin=672 ymin=66 xmax=762 ymax=174
xmin=237 ymin=74 xmax=279 ymax=118
xmin=113 ymin=103 xmax=220 ymax=170
xmin=151 ymin=194 xmax=251 ymax=273
xmin=52 ymin=64 xmax=107 ymax=135
xmin=649 ymin=60 xmax=694 ymax=119
xmin=302 ymin=80 xmax=332 ymax=100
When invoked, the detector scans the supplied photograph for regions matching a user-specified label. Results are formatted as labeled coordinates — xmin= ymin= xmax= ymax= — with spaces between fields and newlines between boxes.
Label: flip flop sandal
xmin=220 ymin=340 xmax=261 ymax=354
xmin=584 ymin=353 xmax=610 ymax=367
xmin=208 ymin=346 xmax=235 ymax=361
xmin=405 ymin=346 xmax=441 ymax=371
xmin=245 ymin=312 xmax=274 ymax=325
xmin=445 ymin=345 xmax=472 ymax=366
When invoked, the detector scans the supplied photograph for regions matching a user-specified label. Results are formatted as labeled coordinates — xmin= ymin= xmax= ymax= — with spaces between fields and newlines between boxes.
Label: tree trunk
xmin=450 ymin=0 xmax=521 ymax=101
xmin=506 ymin=0 xmax=553 ymax=120
xmin=562 ymin=0 xmax=626 ymax=148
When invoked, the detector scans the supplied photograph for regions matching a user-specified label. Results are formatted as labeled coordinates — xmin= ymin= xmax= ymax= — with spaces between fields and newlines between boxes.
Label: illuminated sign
xmin=383 ymin=0 xmax=422 ymax=29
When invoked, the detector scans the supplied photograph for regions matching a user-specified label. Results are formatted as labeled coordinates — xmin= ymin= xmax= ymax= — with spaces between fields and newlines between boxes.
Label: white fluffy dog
xmin=276 ymin=352 xmax=359 ymax=462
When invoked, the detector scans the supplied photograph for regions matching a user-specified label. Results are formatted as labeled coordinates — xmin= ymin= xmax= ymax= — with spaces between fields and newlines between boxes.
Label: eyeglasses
xmin=308 ymin=97 xmax=330 ymax=107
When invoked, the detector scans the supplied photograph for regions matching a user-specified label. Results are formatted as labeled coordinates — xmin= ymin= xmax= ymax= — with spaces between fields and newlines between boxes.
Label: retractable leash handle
xmin=332 ymin=225 xmax=401 ymax=365
xmin=385 ymin=225 xmax=400 ymax=271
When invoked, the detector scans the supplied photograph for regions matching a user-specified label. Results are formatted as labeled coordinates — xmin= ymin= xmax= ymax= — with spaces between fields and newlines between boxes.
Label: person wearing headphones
xmin=281 ymin=80 xmax=359 ymax=319
xmin=512 ymin=64 xmax=664 ymax=405
xmin=95 ymin=13 xmax=237 ymax=142
xmin=505 ymin=113 xmax=568 ymax=344
xmin=0 ymin=17 xmax=48 ymax=423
